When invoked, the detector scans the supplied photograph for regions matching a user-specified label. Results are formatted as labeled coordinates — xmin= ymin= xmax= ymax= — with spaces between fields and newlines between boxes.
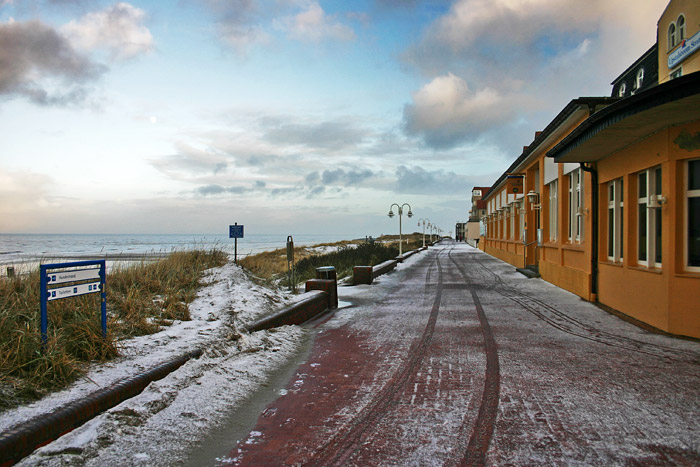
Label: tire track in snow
xmin=448 ymin=248 xmax=501 ymax=467
xmin=306 ymin=247 xmax=451 ymax=466
xmin=469 ymin=253 xmax=699 ymax=364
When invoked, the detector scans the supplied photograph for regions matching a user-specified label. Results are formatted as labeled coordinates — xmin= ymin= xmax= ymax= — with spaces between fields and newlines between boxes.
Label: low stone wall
xmin=372 ymin=260 xmax=398 ymax=279
xmin=0 ymin=349 xmax=203 ymax=467
xmin=245 ymin=290 xmax=330 ymax=333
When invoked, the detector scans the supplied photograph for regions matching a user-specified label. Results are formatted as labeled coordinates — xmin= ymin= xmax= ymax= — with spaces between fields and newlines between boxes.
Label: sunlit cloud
xmin=276 ymin=2 xmax=355 ymax=43
xmin=62 ymin=2 xmax=154 ymax=61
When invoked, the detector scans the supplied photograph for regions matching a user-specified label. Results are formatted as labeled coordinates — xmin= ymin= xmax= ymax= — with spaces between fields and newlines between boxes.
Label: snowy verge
xmin=0 ymin=262 xmax=312 ymax=466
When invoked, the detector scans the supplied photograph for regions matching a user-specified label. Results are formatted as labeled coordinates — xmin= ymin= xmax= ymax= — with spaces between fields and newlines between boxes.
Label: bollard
xmin=306 ymin=279 xmax=337 ymax=309
xmin=311 ymin=266 xmax=338 ymax=309
xmin=353 ymin=266 xmax=373 ymax=285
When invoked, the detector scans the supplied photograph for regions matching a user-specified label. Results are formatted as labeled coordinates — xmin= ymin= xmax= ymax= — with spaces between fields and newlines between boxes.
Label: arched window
xmin=669 ymin=22 xmax=677 ymax=48
xmin=618 ymin=82 xmax=626 ymax=97
xmin=636 ymin=68 xmax=644 ymax=89
xmin=678 ymin=15 xmax=686 ymax=41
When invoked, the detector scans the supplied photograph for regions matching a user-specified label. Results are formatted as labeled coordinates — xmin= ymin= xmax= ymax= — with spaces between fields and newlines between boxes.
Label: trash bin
xmin=316 ymin=266 xmax=337 ymax=281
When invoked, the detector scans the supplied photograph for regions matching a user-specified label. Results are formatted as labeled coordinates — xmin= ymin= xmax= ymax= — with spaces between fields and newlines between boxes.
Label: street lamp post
xmin=417 ymin=218 xmax=430 ymax=248
xmin=388 ymin=203 xmax=413 ymax=256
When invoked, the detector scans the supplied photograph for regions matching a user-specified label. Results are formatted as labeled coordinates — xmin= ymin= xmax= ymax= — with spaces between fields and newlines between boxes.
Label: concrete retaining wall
xmin=245 ymin=290 xmax=329 ymax=333
xmin=0 ymin=349 xmax=202 ymax=467
xmin=372 ymin=260 xmax=398 ymax=279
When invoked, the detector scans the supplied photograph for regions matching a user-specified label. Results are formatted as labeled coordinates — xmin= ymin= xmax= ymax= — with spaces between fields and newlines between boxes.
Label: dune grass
xmin=0 ymin=249 xmax=227 ymax=410
xmin=240 ymin=233 xmax=427 ymax=285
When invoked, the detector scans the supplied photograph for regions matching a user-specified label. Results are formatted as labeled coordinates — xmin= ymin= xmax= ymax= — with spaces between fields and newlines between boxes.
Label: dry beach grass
xmin=0 ymin=234 xmax=429 ymax=410
xmin=0 ymin=249 xmax=227 ymax=410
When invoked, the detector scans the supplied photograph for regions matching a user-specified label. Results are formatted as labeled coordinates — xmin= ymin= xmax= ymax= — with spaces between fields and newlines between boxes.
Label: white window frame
xmin=678 ymin=14 xmax=686 ymax=41
xmin=568 ymin=169 xmax=584 ymax=243
xmin=670 ymin=67 xmax=683 ymax=80
xmin=686 ymin=159 xmax=700 ymax=272
xmin=607 ymin=178 xmax=624 ymax=262
xmin=637 ymin=167 xmax=662 ymax=268
xmin=509 ymin=204 xmax=516 ymax=240
xmin=635 ymin=68 xmax=644 ymax=90
xmin=548 ymin=179 xmax=558 ymax=242
xmin=618 ymin=82 xmax=626 ymax=97
xmin=669 ymin=22 xmax=677 ymax=49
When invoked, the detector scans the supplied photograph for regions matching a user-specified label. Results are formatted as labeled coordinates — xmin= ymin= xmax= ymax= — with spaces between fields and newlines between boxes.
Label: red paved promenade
xmin=225 ymin=242 xmax=700 ymax=466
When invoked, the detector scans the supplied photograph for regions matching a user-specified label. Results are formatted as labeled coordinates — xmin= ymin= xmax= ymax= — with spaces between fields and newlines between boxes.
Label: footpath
xmin=225 ymin=242 xmax=700 ymax=466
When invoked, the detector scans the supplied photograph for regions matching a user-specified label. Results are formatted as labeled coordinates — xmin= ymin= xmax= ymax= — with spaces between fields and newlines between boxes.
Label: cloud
xmin=262 ymin=117 xmax=368 ymax=150
xmin=196 ymin=0 xmax=271 ymax=54
xmin=0 ymin=169 xmax=55 ymax=230
xmin=395 ymin=165 xmax=472 ymax=195
xmin=196 ymin=184 xmax=248 ymax=196
xmin=403 ymin=73 xmax=515 ymax=148
xmin=62 ymin=2 xmax=154 ymax=61
xmin=0 ymin=19 xmax=106 ymax=105
xmin=277 ymin=2 xmax=355 ymax=42
xmin=401 ymin=0 xmax=667 ymax=152
xmin=319 ymin=168 xmax=375 ymax=186
xmin=150 ymin=142 xmax=231 ymax=179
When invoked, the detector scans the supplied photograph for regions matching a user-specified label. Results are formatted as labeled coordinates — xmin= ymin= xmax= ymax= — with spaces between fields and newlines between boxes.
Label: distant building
xmin=465 ymin=187 xmax=490 ymax=247
xmin=455 ymin=222 xmax=466 ymax=241
xmin=479 ymin=0 xmax=700 ymax=339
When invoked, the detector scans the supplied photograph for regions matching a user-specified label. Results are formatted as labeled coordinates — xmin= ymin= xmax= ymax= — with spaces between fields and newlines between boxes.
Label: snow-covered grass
xmin=0 ymin=250 xmax=228 ymax=408
xmin=0 ymin=261 xmax=314 ymax=466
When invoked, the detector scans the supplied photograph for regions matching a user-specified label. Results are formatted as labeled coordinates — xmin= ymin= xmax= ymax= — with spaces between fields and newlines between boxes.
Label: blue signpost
xmin=229 ymin=223 xmax=244 ymax=264
xmin=40 ymin=260 xmax=107 ymax=347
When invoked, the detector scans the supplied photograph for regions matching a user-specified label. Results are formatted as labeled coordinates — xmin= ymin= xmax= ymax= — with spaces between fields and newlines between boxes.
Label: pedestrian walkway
xmin=224 ymin=242 xmax=700 ymax=465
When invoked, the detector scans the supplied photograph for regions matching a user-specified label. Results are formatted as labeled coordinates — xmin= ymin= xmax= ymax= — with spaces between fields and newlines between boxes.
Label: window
xmin=638 ymin=167 xmax=662 ymax=267
xmin=568 ymin=169 xmax=584 ymax=243
xmin=669 ymin=22 xmax=677 ymax=49
xmin=687 ymin=159 xmax=700 ymax=270
xmin=607 ymin=178 xmax=624 ymax=262
xmin=635 ymin=68 xmax=644 ymax=90
xmin=618 ymin=82 xmax=626 ymax=97
xmin=518 ymin=201 xmax=525 ymax=242
xmin=548 ymin=180 xmax=558 ymax=241
xmin=670 ymin=68 xmax=683 ymax=80
xmin=678 ymin=15 xmax=686 ymax=41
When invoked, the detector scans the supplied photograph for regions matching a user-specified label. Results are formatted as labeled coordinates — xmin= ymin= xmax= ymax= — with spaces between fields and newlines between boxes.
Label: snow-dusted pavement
xmin=3 ymin=242 xmax=700 ymax=466
xmin=226 ymin=242 xmax=700 ymax=466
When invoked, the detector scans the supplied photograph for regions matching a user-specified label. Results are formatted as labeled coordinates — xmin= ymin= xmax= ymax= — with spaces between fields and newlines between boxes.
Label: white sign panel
xmin=47 ymin=268 xmax=101 ymax=285
xmin=669 ymin=31 xmax=700 ymax=69
xmin=48 ymin=282 xmax=102 ymax=301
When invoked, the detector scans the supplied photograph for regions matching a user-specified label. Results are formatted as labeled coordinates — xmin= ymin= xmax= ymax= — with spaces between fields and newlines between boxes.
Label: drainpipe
xmin=580 ymin=162 xmax=598 ymax=300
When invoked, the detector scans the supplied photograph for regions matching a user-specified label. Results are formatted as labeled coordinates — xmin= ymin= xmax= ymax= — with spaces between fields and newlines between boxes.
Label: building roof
xmin=610 ymin=44 xmax=658 ymax=86
xmin=483 ymin=97 xmax=618 ymax=200
xmin=548 ymin=72 xmax=700 ymax=163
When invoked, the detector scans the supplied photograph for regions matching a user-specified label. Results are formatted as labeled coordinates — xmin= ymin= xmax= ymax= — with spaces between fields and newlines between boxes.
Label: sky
xmin=0 ymin=0 xmax=668 ymax=237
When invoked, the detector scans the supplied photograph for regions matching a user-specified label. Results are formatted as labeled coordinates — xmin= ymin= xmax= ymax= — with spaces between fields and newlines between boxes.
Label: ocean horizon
xmin=0 ymin=233 xmax=368 ymax=269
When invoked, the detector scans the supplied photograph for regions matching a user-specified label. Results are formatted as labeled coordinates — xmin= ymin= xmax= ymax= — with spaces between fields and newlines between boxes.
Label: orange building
xmin=480 ymin=0 xmax=700 ymax=338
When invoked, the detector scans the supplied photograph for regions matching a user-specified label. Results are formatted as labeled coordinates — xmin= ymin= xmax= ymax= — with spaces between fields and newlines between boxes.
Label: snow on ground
xmin=0 ymin=261 xmax=315 ymax=466
xmin=0 ymin=248 xmax=431 ymax=466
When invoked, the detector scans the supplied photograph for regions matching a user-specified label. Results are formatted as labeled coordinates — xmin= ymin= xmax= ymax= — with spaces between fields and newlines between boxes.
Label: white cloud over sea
xmin=0 ymin=0 xmax=669 ymax=236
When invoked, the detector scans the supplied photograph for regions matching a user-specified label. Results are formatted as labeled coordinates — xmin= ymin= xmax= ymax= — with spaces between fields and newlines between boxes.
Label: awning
xmin=548 ymin=73 xmax=700 ymax=163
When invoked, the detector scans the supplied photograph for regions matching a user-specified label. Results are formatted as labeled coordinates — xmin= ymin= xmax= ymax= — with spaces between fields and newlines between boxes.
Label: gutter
xmin=579 ymin=163 xmax=598 ymax=300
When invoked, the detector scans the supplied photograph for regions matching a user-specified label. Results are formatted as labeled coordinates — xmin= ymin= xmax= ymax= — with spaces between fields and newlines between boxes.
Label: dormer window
xmin=669 ymin=22 xmax=677 ymax=49
xmin=636 ymin=68 xmax=644 ymax=90
xmin=678 ymin=14 xmax=686 ymax=41
xmin=618 ymin=82 xmax=626 ymax=97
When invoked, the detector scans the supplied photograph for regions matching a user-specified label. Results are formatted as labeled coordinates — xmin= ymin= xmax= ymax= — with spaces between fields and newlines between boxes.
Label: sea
xmin=0 ymin=233 xmax=359 ymax=274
